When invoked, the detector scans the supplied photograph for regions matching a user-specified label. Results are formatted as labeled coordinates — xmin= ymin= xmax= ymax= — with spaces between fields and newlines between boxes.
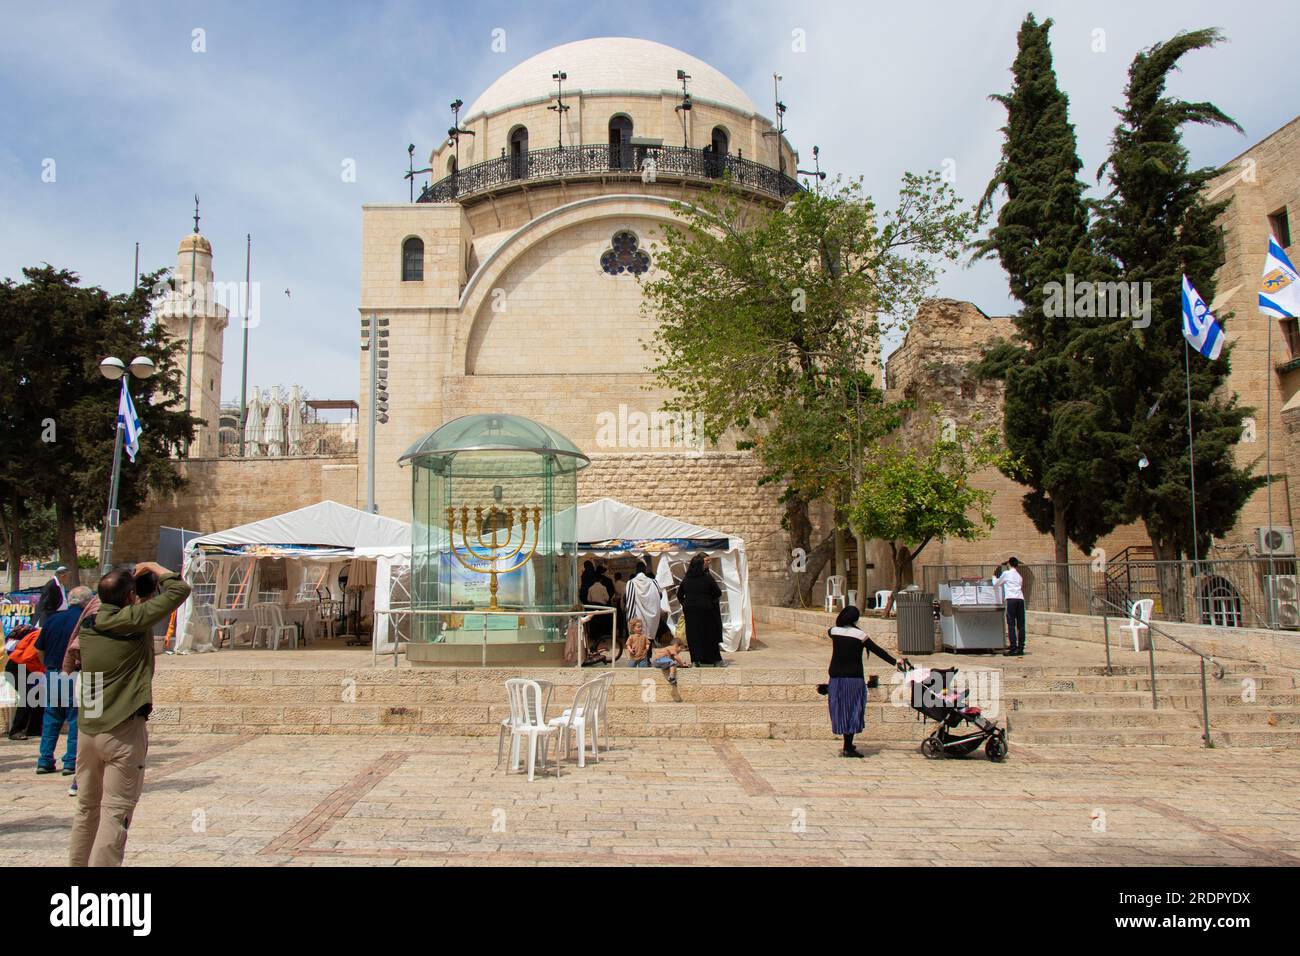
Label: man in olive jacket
xmin=71 ymin=562 xmax=190 ymax=867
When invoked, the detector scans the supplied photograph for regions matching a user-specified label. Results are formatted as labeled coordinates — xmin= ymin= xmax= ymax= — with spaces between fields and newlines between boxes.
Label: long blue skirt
xmin=827 ymin=677 xmax=866 ymax=735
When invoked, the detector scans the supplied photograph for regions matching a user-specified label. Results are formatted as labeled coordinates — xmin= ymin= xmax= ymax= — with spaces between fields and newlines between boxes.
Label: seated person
xmin=651 ymin=637 xmax=690 ymax=699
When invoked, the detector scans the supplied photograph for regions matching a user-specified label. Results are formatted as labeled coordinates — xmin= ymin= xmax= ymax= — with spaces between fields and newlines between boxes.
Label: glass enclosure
xmin=402 ymin=414 xmax=588 ymax=653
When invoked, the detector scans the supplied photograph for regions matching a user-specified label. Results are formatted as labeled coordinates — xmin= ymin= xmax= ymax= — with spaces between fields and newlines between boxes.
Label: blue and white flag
xmin=1181 ymin=274 xmax=1223 ymax=361
xmin=1259 ymin=236 xmax=1300 ymax=319
xmin=118 ymin=380 xmax=143 ymax=463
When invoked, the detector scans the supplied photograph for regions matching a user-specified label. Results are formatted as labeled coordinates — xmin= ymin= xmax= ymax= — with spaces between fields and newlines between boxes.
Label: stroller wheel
xmin=985 ymin=735 xmax=1007 ymax=762
xmin=920 ymin=737 xmax=943 ymax=759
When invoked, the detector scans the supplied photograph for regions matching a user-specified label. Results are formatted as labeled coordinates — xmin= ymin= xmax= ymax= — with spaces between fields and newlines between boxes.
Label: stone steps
xmin=149 ymin=661 xmax=1300 ymax=747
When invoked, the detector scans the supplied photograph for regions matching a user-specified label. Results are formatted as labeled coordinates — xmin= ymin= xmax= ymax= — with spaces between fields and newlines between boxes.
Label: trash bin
xmin=896 ymin=590 xmax=937 ymax=654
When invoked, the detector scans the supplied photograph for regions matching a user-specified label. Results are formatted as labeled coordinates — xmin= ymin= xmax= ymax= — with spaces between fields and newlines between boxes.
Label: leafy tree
xmin=642 ymin=174 xmax=971 ymax=603
xmin=0 ymin=265 xmax=198 ymax=587
xmin=848 ymin=416 xmax=1010 ymax=609
xmin=1088 ymin=28 xmax=1262 ymax=575
xmin=973 ymin=14 xmax=1121 ymax=609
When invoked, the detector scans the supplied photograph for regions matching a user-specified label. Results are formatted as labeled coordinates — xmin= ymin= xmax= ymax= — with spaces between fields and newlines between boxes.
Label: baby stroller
xmin=903 ymin=665 xmax=1007 ymax=762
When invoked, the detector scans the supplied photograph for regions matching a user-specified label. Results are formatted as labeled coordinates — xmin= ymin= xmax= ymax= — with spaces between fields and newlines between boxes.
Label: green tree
xmin=973 ymin=14 xmax=1120 ymax=609
xmin=1088 ymin=28 xmax=1262 ymax=575
xmin=0 ymin=265 xmax=198 ymax=588
xmin=643 ymin=174 xmax=971 ymax=603
xmin=848 ymin=417 xmax=1010 ymax=609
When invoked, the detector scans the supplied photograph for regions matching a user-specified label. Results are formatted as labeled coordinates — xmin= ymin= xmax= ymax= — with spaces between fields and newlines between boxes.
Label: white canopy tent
xmin=175 ymin=500 xmax=410 ymax=654
xmin=570 ymin=498 xmax=753 ymax=652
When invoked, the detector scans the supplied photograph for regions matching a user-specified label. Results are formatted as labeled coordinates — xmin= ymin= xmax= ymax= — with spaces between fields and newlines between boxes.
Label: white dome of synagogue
xmin=465 ymin=37 xmax=761 ymax=120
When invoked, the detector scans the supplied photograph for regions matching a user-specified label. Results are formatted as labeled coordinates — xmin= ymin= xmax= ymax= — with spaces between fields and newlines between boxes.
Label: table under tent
xmin=174 ymin=500 xmax=410 ymax=654
xmin=568 ymin=498 xmax=754 ymax=653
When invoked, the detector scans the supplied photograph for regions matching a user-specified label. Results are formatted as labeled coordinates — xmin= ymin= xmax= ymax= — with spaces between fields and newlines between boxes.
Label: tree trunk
xmin=834 ymin=526 xmax=845 ymax=584
xmin=1053 ymin=498 xmax=1070 ymax=614
xmin=883 ymin=542 xmax=907 ymax=615
xmin=2 ymin=489 xmax=21 ymax=593
xmin=1147 ymin=528 xmax=1184 ymax=623
xmin=55 ymin=494 xmax=79 ymax=582
xmin=855 ymin=533 xmax=868 ymax=612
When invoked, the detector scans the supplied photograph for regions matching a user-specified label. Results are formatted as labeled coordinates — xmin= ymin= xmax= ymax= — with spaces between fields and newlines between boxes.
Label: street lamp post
xmin=98 ymin=354 xmax=156 ymax=574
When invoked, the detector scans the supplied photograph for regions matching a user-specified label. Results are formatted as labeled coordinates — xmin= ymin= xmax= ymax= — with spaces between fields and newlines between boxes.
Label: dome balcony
xmin=417 ymin=142 xmax=802 ymax=205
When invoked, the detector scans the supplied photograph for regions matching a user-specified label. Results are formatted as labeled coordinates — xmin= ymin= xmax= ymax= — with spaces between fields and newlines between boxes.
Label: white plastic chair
xmin=253 ymin=602 xmax=299 ymax=650
xmin=497 ymin=679 xmax=553 ymax=768
xmin=502 ymin=679 xmax=561 ymax=781
xmin=874 ymin=589 xmax=893 ymax=612
xmin=196 ymin=603 xmax=235 ymax=650
xmin=1121 ymin=599 xmax=1154 ymax=652
xmin=548 ymin=678 xmax=602 ymax=767
xmin=824 ymin=575 xmax=847 ymax=613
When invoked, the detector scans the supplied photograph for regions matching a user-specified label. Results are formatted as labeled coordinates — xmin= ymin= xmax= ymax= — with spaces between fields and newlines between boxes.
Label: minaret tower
xmin=156 ymin=199 xmax=229 ymax=457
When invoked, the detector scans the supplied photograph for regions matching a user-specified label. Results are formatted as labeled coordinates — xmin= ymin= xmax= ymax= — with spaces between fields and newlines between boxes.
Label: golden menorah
xmin=446 ymin=504 xmax=542 ymax=610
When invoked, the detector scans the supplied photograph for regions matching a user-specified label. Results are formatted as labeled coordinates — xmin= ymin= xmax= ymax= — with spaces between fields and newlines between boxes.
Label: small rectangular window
xmin=1269 ymin=208 xmax=1292 ymax=249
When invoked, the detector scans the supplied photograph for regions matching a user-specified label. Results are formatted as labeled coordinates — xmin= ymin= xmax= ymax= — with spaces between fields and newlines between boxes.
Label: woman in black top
xmin=825 ymin=606 xmax=908 ymax=757
xmin=677 ymin=554 xmax=725 ymax=666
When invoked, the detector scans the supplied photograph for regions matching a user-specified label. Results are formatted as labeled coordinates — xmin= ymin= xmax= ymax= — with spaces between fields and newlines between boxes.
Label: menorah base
xmin=408 ymin=631 xmax=566 ymax=667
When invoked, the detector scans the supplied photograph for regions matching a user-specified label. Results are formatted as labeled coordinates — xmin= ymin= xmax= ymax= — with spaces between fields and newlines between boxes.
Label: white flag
xmin=1260 ymin=236 xmax=1300 ymax=319
xmin=1181 ymin=275 xmax=1223 ymax=361
xmin=118 ymin=380 xmax=143 ymax=463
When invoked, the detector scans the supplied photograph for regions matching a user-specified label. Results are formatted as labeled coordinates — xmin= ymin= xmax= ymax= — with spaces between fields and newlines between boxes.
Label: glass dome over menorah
xmin=399 ymin=414 xmax=589 ymax=665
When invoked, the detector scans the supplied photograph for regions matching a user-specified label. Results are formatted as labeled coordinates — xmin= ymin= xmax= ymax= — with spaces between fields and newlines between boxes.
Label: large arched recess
xmin=456 ymin=195 xmax=704 ymax=375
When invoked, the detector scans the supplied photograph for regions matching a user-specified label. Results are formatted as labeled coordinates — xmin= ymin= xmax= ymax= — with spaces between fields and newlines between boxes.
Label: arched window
xmin=708 ymin=126 xmax=729 ymax=177
xmin=608 ymin=114 xmax=633 ymax=171
xmin=509 ymin=126 xmax=529 ymax=179
xmin=402 ymin=237 xmax=424 ymax=282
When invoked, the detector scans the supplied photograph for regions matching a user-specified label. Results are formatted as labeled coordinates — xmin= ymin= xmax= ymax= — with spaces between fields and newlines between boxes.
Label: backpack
xmin=9 ymin=628 xmax=46 ymax=674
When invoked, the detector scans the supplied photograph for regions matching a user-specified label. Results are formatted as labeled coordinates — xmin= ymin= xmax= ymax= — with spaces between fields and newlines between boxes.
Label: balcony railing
xmin=418 ymin=143 xmax=802 ymax=204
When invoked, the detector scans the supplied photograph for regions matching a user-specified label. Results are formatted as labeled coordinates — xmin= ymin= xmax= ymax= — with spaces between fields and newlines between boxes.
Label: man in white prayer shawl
xmin=623 ymin=562 xmax=663 ymax=653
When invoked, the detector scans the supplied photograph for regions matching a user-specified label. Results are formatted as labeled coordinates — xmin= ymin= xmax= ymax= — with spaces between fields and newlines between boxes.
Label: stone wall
xmin=578 ymin=452 xmax=801 ymax=606
xmin=112 ymin=457 xmax=359 ymax=564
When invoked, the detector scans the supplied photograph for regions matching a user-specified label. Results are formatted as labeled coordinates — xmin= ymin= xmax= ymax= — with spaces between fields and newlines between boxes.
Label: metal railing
xmin=217 ymin=422 xmax=358 ymax=458
xmin=922 ymin=556 xmax=1300 ymax=631
xmin=418 ymin=143 xmax=802 ymax=204
xmin=1090 ymin=591 xmax=1226 ymax=748
xmin=373 ymin=605 xmax=618 ymax=668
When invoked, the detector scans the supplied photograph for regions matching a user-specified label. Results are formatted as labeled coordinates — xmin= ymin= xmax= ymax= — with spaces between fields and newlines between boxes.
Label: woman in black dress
xmin=677 ymin=554 xmax=725 ymax=666
xmin=825 ymin=606 xmax=908 ymax=757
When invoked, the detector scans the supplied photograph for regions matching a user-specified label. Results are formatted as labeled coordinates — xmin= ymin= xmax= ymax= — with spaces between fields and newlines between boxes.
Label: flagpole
xmin=100 ymin=379 xmax=128 ymax=575
xmin=1266 ymin=305 xmax=1277 ymax=626
xmin=1184 ymin=337 xmax=1201 ymax=569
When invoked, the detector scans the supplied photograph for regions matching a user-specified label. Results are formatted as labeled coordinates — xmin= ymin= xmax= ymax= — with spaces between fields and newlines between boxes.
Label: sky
xmin=2 ymin=0 xmax=1296 ymax=403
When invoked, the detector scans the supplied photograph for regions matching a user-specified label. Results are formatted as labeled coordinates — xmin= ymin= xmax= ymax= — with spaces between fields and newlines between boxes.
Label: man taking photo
xmin=70 ymin=561 xmax=190 ymax=867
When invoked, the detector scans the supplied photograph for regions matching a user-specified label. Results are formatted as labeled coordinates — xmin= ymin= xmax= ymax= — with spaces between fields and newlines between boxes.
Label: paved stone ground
xmin=3 ymin=731 xmax=1298 ymax=866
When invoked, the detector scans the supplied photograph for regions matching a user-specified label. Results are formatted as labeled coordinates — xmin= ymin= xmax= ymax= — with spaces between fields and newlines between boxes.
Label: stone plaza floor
xmin=3 ymin=729 xmax=1298 ymax=866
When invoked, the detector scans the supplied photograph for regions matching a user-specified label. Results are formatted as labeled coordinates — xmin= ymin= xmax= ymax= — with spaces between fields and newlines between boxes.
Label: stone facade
xmin=1205 ymin=115 xmax=1300 ymax=556
xmin=113 ymin=456 xmax=358 ymax=563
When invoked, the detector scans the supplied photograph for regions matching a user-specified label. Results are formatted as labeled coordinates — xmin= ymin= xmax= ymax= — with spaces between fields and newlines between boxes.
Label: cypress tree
xmin=1089 ymin=28 xmax=1262 ymax=571
xmin=973 ymin=14 xmax=1119 ymax=606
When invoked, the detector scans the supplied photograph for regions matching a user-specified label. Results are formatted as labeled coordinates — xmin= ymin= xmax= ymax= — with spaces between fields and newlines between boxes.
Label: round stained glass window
xmin=600 ymin=230 xmax=650 ymax=276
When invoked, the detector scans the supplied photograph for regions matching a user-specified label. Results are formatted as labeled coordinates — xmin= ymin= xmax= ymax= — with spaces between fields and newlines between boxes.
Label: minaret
xmin=156 ymin=205 xmax=229 ymax=457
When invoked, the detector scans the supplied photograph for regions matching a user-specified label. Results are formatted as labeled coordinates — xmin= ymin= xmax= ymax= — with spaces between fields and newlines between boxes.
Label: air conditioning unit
xmin=1256 ymin=526 xmax=1296 ymax=556
xmin=1266 ymin=574 xmax=1300 ymax=628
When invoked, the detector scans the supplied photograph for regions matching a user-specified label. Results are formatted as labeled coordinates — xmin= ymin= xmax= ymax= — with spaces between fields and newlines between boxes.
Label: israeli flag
xmin=1181 ymin=274 xmax=1223 ymax=361
xmin=1259 ymin=236 xmax=1300 ymax=319
xmin=118 ymin=380 xmax=144 ymax=463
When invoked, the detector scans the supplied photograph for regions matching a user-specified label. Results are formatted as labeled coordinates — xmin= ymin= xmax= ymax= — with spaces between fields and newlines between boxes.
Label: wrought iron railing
xmin=922 ymin=557 xmax=1300 ymax=631
xmin=418 ymin=143 xmax=802 ymax=204
xmin=217 ymin=422 xmax=358 ymax=458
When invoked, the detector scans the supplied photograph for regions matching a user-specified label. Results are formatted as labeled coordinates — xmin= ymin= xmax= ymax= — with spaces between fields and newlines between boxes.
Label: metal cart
xmin=937 ymin=579 xmax=1006 ymax=652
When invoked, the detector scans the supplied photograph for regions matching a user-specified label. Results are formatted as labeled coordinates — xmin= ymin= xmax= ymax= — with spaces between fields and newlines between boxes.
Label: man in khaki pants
xmin=71 ymin=562 xmax=190 ymax=866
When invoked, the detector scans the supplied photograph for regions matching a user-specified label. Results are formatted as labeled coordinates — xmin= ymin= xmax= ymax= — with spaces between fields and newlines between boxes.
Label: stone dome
xmin=465 ymin=37 xmax=761 ymax=120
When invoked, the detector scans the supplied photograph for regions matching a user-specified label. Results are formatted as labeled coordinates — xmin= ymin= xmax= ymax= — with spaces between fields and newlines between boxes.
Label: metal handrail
xmin=417 ymin=142 xmax=803 ymax=204
xmin=1090 ymin=592 xmax=1226 ymax=748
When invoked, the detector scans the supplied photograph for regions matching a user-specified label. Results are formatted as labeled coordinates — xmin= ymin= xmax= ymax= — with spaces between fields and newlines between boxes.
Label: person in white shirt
xmin=993 ymin=557 xmax=1026 ymax=656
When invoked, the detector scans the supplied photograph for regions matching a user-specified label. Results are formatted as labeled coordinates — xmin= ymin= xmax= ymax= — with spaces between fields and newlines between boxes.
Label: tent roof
xmin=186 ymin=500 xmax=410 ymax=555
xmin=574 ymin=498 xmax=739 ymax=549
